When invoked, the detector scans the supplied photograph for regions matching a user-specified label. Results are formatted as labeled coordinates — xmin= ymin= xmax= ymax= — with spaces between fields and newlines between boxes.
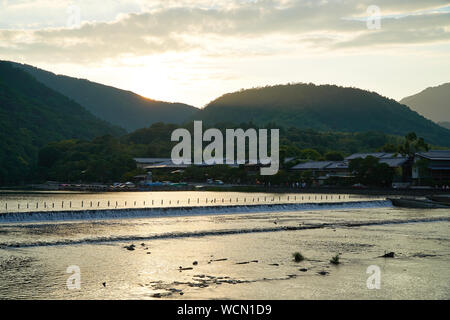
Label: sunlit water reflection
xmin=0 ymin=191 xmax=448 ymax=299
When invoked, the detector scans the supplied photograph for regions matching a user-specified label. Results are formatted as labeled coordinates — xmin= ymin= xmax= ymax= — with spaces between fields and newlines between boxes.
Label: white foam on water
xmin=0 ymin=200 xmax=391 ymax=224
xmin=1 ymin=214 xmax=448 ymax=249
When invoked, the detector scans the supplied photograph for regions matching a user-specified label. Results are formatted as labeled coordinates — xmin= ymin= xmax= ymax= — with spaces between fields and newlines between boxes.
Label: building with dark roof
xmin=134 ymin=158 xmax=172 ymax=169
xmin=291 ymin=161 xmax=335 ymax=171
xmin=345 ymin=153 xmax=404 ymax=160
xmin=291 ymin=161 xmax=349 ymax=174
xmin=290 ymin=161 xmax=351 ymax=185
xmin=291 ymin=152 xmax=411 ymax=185
xmin=413 ymin=151 xmax=450 ymax=183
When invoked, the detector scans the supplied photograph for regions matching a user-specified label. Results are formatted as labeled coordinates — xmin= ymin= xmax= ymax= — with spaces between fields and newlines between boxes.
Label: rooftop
xmin=379 ymin=158 xmax=409 ymax=167
xmin=322 ymin=162 xmax=349 ymax=169
xmin=291 ymin=161 xmax=335 ymax=170
xmin=292 ymin=157 xmax=408 ymax=171
xmin=134 ymin=158 xmax=172 ymax=164
xmin=416 ymin=150 xmax=450 ymax=161
xmin=345 ymin=153 xmax=404 ymax=160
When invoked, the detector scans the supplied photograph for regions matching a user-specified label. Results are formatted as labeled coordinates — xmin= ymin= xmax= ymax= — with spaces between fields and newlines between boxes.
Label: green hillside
xmin=36 ymin=122 xmax=404 ymax=184
xmin=400 ymin=83 xmax=450 ymax=123
xmin=194 ymin=83 xmax=450 ymax=147
xmin=9 ymin=61 xmax=199 ymax=132
xmin=0 ymin=61 xmax=124 ymax=184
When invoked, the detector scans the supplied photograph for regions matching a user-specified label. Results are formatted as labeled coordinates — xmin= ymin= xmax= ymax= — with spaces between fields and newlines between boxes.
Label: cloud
xmin=0 ymin=0 xmax=449 ymax=63
xmin=335 ymin=12 xmax=450 ymax=48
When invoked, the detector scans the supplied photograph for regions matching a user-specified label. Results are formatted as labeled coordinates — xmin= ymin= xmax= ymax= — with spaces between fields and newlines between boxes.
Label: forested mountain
xmin=0 ymin=61 xmax=124 ymax=184
xmin=2 ymin=61 xmax=449 ymax=185
xmin=193 ymin=83 xmax=450 ymax=147
xmin=439 ymin=122 xmax=450 ymax=130
xmin=9 ymin=61 xmax=198 ymax=131
xmin=400 ymin=83 xmax=450 ymax=123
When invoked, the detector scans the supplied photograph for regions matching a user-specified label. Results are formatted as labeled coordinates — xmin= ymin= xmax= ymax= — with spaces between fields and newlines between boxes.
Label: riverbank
xmin=2 ymin=185 xmax=450 ymax=197
xmin=202 ymin=185 xmax=450 ymax=197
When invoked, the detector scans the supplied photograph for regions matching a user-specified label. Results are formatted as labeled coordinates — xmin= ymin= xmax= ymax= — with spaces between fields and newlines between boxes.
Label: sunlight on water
xmin=0 ymin=191 xmax=383 ymax=214
xmin=0 ymin=202 xmax=448 ymax=300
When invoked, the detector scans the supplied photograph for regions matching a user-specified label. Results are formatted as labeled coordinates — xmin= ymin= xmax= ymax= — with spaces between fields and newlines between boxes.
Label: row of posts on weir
xmin=2 ymin=195 xmax=349 ymax=211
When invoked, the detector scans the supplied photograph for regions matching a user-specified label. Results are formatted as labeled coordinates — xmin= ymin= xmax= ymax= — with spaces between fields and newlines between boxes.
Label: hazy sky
xmin=0 ymin=0 xmax=449 ymax=107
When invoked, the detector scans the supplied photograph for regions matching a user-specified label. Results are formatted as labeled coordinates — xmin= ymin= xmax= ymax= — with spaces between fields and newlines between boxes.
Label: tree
xmin=325 ymin=151 xmax=344 ymax=161
xmin=299 ymin=149 xmax=322 ymax=160
xmin=379 ymin=143 xmax=397 ymax=153
xmin=349 ymin=156 xmax=395 ymax=187
xmin=398 ymin=132 xmax=429 ymax=157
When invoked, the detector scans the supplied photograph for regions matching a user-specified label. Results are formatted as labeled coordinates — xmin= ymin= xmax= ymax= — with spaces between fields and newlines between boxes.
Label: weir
xmin=0 ymin=200 xmax=392 ymax=224
xmin=0 ymin=193 xmax=385 ymax=214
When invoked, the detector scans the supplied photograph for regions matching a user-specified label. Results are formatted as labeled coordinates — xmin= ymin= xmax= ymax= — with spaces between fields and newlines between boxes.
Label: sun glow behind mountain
xmin=0 ymin=0 xmax=449 ymax=107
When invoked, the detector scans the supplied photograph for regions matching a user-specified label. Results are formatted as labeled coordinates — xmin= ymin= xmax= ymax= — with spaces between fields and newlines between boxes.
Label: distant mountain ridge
xmin=0 ymin=61 xmax=124 ymax=184
xmin=400 ymin=83 xmax=450 ymax=123
xmin=8 ymin=61 xmax=199 ymax=132
xmin=193 ymin=83 xmax=450 ymax=147
xmin=439 ymin=122 xmax=450 ymax=130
